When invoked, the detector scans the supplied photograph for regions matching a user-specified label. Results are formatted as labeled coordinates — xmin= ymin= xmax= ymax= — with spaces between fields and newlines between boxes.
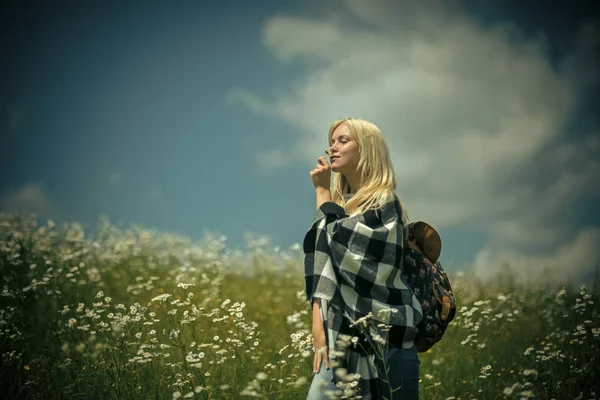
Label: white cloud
xmin=230 ymin=0 xmax=600 ymax=286
xmin=473 ymin=227 xmax=600 ymax=286
xmin=0 ymin=183 xmax=61 ymax=221
xmin=254 ymin=148 xmax=288 ymax=175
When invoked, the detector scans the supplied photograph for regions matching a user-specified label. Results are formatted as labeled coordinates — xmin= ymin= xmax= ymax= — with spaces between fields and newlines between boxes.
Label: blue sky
xmin=1 ymin=0 xmax=599 ymax=283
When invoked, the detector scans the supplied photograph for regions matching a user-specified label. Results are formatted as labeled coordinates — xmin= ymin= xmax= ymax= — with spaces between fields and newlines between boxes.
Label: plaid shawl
xmin=304 ymin=191 xmax=423 ymax=399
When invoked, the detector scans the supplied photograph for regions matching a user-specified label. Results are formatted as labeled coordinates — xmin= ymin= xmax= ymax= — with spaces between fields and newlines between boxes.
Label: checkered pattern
xmin=304 ymin=192 xmax=423 ymax=399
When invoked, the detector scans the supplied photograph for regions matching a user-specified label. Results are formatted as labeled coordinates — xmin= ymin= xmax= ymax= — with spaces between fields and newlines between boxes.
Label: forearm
xmin=312 ymin=300 xmax=324 ymax=331
xmin=316 ymin=187 xmax=332 ymax=210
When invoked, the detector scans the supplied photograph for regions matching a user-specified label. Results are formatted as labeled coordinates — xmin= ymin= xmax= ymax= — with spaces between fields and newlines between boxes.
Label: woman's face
xmin=329 ymin=123 xmax=360 ymax=175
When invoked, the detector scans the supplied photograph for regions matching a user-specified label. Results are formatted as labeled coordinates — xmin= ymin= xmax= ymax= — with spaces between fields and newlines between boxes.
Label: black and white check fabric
xmin=304 ymin=191 xmax=423 ymax=399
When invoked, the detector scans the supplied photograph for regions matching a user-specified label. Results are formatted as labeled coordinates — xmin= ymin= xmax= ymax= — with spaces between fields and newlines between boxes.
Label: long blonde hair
xmin=328 ymin=118 xmax=410 ymax=226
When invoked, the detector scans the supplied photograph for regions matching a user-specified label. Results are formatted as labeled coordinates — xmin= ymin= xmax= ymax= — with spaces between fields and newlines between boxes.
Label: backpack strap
xmin=432 ymin=282 xmax=453 ymax=321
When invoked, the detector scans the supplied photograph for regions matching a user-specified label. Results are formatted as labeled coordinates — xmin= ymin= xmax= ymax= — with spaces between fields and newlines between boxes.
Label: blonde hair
xmin=328 ymin=118 xmax=410 ymax=226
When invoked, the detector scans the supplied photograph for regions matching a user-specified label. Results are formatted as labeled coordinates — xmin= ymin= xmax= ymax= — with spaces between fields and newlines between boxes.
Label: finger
xmin=317 ymin=157 xmax=329 ymax=166
xmin=313 ymin=352 xmax=322 ymax=374
xmin=323 ymin=346 xmax=329 ymax=369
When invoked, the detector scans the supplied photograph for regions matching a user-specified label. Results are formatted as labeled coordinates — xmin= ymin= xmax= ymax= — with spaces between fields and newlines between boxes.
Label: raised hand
xmin=310 ymin=156 xmax=331 ymax=190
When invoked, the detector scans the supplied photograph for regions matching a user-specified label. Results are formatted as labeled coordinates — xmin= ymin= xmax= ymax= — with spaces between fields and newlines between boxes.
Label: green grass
xmin=1 ymin=212 xmax=598 ymax=399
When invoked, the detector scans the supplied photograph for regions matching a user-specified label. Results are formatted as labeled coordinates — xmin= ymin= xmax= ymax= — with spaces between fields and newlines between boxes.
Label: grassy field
xmin=1 ymin=212 xmax=599 ymax=399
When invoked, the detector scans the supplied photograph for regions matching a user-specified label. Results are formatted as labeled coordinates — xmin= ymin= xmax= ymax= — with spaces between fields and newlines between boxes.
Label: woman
xmin=304 ymin=118 xmax=422 ymax=400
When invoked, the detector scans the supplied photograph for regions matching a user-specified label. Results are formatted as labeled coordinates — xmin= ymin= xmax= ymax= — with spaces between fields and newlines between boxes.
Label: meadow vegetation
xmin=1 ymin=212 xmax=599 ymax=399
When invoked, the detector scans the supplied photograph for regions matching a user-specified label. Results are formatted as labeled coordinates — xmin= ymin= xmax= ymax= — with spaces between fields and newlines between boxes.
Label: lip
xmin=330 ymin=156 xmax=340 ymax=162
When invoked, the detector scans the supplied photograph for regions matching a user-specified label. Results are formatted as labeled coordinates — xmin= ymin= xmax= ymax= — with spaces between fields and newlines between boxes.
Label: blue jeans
xmin=306 ymin=347 xmax=420 ymax=399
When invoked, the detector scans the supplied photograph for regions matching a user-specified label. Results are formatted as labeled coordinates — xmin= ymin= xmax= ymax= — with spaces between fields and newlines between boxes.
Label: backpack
xmin=403 ymin=221 xmax=456 ymax=353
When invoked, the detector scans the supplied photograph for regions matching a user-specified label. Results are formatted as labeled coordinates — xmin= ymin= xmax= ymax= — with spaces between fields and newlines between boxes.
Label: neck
xmin=345 ymin=171 xmax=362 ymax=194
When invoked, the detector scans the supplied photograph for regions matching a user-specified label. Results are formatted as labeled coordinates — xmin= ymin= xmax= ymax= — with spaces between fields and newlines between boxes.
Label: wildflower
xmin=335 ymin=368 xmax=348 ymax=379
xmin=503 ymin=383 xmax=519 ymax=395
xmin=151 ymin=294 xmax=172 ymax=302
xmin=256 ymin=372 xmax=267 ymax=380
xmin=177 ymin=282 xmax=193 ymax=289
xmin=372 ymin=334 xmax=386 ymax=345
xmin=288 ymin=376 xmax=307 ymax=387
xmin=479 ymin=364 xmax=492 ymax=378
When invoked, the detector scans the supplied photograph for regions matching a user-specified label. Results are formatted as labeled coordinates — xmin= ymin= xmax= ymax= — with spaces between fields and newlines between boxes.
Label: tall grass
xmin=0 ymin=212 xmax=598 ymax=399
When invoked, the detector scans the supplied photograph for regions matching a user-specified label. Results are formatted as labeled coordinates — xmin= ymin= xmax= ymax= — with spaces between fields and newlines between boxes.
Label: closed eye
xmin=330 ymin=134 xmax=350 ymax=146
xmin=330 ymin=140 xmax=348 ymax=146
